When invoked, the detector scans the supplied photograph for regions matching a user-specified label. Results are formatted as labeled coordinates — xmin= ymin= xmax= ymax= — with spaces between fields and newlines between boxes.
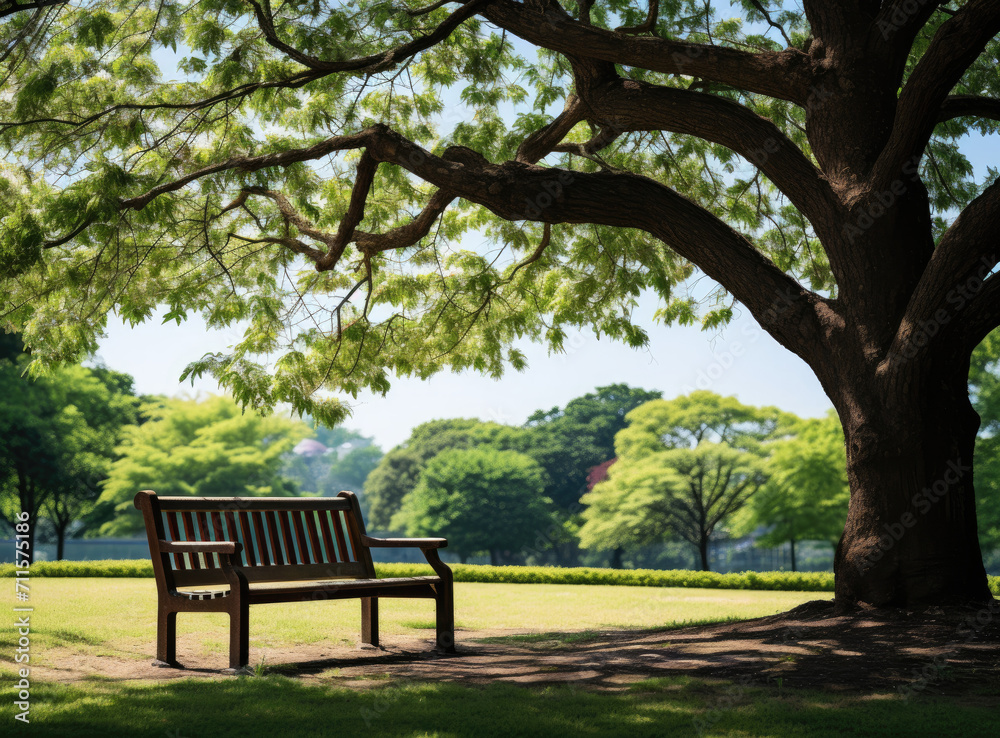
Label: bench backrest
xmin=134 ymin=491 xmax=376 ymax=589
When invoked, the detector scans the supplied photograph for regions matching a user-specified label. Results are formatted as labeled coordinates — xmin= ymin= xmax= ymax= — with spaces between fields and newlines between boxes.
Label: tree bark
xmin=698 ymin=536 xmax=710 ymax=572
xmin=789 ymin=539 xmax=797 ymax=573
xmin=833 ymin=363 xmax=992 ymax=605
xmin=609 ymin=546 xmax=623 ymax=569
xmin=16 ymin=461 xmax=35 ymax=566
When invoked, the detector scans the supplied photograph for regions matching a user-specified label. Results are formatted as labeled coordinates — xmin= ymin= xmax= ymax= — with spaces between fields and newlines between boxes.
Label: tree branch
xmin=574 ymin=77 xmax=844 ymax=245
xmin=884 ymin=177 xmax=1000 ymax=363
xmin=938 ymin=95 xmax=1000 ymax=124
xmin=480 ymin=0 xmax=814 ymax=104
xmin=0 ymin=0 xmax=65 ymax=20
xmin=245 ymin=0 xmax=489 ymax=73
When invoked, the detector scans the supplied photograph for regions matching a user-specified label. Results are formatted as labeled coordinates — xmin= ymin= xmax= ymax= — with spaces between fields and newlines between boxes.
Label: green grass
xmin=1 ymin=578 xmax=825 ymax=663
xmin=6 ymin=671 xmax=995 ymax=737
xmin=4 ymin=579 xmax=995 ymax=737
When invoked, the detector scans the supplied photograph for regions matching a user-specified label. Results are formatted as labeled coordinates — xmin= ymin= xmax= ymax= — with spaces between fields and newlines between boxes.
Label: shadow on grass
xmin=23 ymin=673 xmax=998 ymax=738
xmin=473 ymin=618 xmax=747 ymax=649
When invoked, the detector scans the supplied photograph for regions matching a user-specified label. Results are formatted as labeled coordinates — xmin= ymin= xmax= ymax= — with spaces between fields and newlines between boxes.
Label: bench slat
xmin=277 ymin=510 xmax=297 ymax=565
xmin=265 ymin=511 xmax=285 ymax=566
xmin=315 ymin=510 xmax=337 ymax=564
xmin=164 ymin=512 xmax=184 ymax=569
xmin=304 ymin=510 xmax=324 ymax=565
xmin=224 ymin=511 xmax=241 ymax=565
xmin=251 ymin=511 xmax=270 ymax=566
xmin=330 ymin=510 xmax=350 ymax=562
xmin=196 ymin=512 xmax=218 ymax=569
xmin=237 ymin=511 xmax=257 ymax=566
xmin=155 ymin=496 xmax=353 ymax=512
xmin=181 ymin=512 xmax=201 ymax=569
xmin=292 ymin=511 xmax=311 ymax=565
xmin=338 ymin=509 xmax=357 ymax=562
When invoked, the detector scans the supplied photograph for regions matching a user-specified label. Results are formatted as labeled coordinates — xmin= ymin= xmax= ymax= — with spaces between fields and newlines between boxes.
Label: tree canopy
xmin=392 ymin=446 xmax=552 ymax=563
xmin=1 ymin=0 xmax=999 ymax=604
xmin=526 ymin=383 xmax=661 ymax=509
xmin=732 ymin=411 xmax=849 ymax=570
xmin=0 ymin=343 xmax=140 ymax=560
xmin=95 ymin=394 xmax=310 ymax=535
xmin=364 ymin=417 xmax=533 ymax=528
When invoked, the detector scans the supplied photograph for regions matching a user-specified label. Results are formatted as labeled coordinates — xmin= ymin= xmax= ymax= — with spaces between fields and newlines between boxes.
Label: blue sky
xmin=94 ymin=291 xmax=833 ymax=449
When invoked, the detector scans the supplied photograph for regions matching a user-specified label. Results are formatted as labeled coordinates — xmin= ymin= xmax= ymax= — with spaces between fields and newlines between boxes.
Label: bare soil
xmin=36 ymin=600 xmax=1000 ymax=698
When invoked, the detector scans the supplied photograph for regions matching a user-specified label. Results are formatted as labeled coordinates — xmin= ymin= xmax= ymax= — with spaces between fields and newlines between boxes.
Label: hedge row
xmin=3 ymin=559 xmax=999 ymax=595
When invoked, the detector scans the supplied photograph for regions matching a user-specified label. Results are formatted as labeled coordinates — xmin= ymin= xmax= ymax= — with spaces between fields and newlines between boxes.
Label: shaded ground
xmin=37 ymin=600 xmax=1000 ymax=699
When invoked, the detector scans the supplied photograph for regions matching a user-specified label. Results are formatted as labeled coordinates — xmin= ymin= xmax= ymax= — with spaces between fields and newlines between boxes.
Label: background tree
xmin=2 ymin=2 xmax=999 ymax=605
xmin=580 ymin=392 xmax=787 ymax=570
xmin=392 ymin=447 xmax=552 ymax=564
xmin=732 ymin=412 xmax=850 ymax=571
xmin=281 ymin=420 xmax=382 ymax=500
xmin=95 ymin=395 xmax=310 ymax=536
xmin=525 ymin=383 xmax=662 ymax=510
xmin=0 ymin=340 xmax=139 ymax=560
xmin=365 ymin=418 xmax=533 ymax=529
xmin=970 ymin=328 xmax=1000 ymax=556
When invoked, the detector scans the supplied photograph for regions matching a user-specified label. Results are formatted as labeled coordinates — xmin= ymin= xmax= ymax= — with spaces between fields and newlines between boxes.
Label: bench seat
xmin=176 ymin=576 xmax=443 ymax=600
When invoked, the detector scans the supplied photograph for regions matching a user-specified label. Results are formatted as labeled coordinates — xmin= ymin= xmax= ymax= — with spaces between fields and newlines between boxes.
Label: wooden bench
xmin=134 ymin=490 xmax=455 ymax=671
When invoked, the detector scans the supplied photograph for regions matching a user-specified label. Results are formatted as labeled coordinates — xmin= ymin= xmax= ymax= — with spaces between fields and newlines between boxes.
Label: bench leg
xmin=156 ymin=610 xmax=177 ymax=665
xmin=436 ymin=584 xmax=456 ymax=653
xmin=361 ymin=597 xmax=379 ymax=648
xmin=229 ymin=603 xmax=249 ymax=670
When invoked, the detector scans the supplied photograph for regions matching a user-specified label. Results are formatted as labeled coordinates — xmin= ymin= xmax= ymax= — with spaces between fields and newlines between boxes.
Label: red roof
xmin=586 ymin=458 xmax=616 ymax=490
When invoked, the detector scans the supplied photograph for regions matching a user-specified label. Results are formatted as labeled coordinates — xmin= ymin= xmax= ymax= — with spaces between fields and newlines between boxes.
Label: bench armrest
xmin=361 ymin=535 xmax=447 ymax=549
xmin=158 ymin=540 xmax=243 ymax=556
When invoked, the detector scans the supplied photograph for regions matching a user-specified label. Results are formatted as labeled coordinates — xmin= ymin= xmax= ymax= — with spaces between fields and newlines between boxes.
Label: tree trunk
xmin=833 ymin=365 xmax=992 ymax=606
xmin=489 ymin=549 xmax=499 ymax=566
xmin=609 ymin=546 xmax=623 ymax=569
xmin=698 ymin=536 xmax=710 ymax=572
xmin=789 ymin=539 xmax=797 ymax=573
xmin=56 ymin=522 xmax=67 ymax=561
xmin=17 ymin=464 xmax=35 ymax=566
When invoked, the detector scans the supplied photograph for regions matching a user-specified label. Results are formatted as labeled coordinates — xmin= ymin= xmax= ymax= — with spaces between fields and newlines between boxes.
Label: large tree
xmin=1 ymin=1 xmax=998 ymax=605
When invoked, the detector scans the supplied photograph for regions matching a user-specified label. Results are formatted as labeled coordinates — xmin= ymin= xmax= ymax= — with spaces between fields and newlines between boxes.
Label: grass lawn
xmin=4 ymin=578 xmax=824 ymax=660
xmin=4 ymin=579 xmax=995 ymax=737
xmin=8 ymin=674 xmax=997 ymax=738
